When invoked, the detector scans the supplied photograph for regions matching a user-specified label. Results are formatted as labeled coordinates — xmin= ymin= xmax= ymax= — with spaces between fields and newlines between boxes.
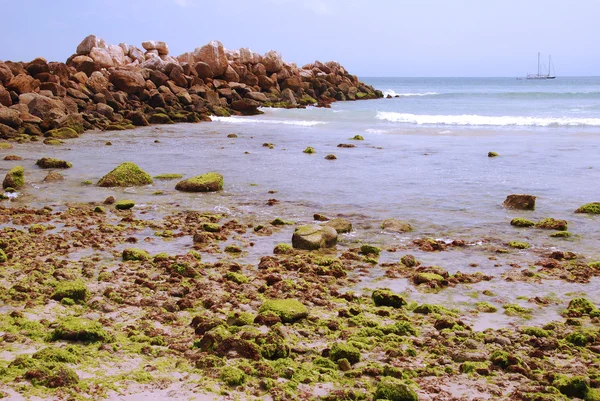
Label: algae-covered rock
xmin=325 ymin=154 xmax=337 ymax=160
xmin=43 ymin=172 xmax=64 ymax=182
xmin=574 ymin=202 xmax=600 ymax=214
xmin=552 ymin=375 xmax=590 ymax=399
xmin=372 ymin=289 xmax=406 ymax=308
xmin=330 ymin=342 xmax=361 ymax=364
xmin=0 ymin=249 xmax=6 ymax=263
xmin=220 ymin=366 xmax=246 ymax=386
xmin=510 ymin=217 xmax=535 ymax=227
xmin=550 ymin=231 xmax=571 ymax=238
xmin=350 ymin=135 xmax=364 ymax=140
xmin=97 ymin=162 xmax=152 ymax=187
xmin=115 ymin=200 xmax=135 ymax=210
xmin=49 ymin=317 xmax=112 ymax=343
xmin=291 ymin=224 xmax=337 ymax=250
xmin=44 ymin=127 xmax=79 ymax=139
xmin=24 ymin=362 xmax=79 ymax=388
xmin=374 ymin=377 xmax=419 ymax=401
xmin=51 ymin=280 xmax=89 ymax=302
xmin=508 ymin=241 xmax=530 ymax=249
xmin=536 ymin=218 xmax=568 ymax=230
xmin=154 ymin=173 xmax=183 ymax=180
xmin=36 ymin=157 xmax=72 ymax=169
xmin=413 ymin=272 xmax=446 ymax=286
xmin=324 ymin=218 xmax=353 ymax=234
xmin=175 ymin=172 xmax=223 ymax=192
xmin=488 ymin=151 xmax=499 ymax=157
xmin=360 ymin=244 xmax=381 ymax=256
xmin=303 ymin=146 xmax=316 ymax=154
xmin=381 ymin=219 xmax=413 ymax=233
xmin=503 ymin=194 xmax=536 ymax=210
xmin=122 ymin=248 xmax=150 ymax=261
xmin=273 ymin=243 xmax=294 ymax=254
xmin=259 ymin=299 xmax=308 ymax=323
xmin=3 ymin=165 xmax=24 ymax=189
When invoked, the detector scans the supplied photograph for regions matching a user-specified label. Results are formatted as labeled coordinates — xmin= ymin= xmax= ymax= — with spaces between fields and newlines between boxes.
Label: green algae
xmin=360 ymin=244 xmax=381 ymax=256
xmin=153 ymin=173 xmax=183 ymax=180
xmin=225 ymin=271 xmax=249 ymax=284
xmin=508 ymin=241 xmax=530 ymax=249
xmin=330 ymin=342 xmax=361 ymax=364
xmin=51 ymin=280 xmax=88 ymax=303
xmin=374 ymin=377 xmax=418 ymax=401
xmin=3 ymin=165 xmax=24 ymax=189
xmin=502 ymin=303 xmax=532 ymax=317
xmin=122 ymin=248 xmax=150 ymax=261
xmin=552 ymin=375 xmax=590 ymax=399
xmin=550 ymin=231 xmax=572 ymax=238
xmin=115 ymin=200 xmax=135 ymax=210
xmin=350 ymin=135 xmax=364 ymax=140
xmin=220 ymin=366 xmax=246 ymax=386
xmin=44 ymin=127 xmax=79 ymax=139
xmin=49 ymin=317 xmax=112 ymax=343
xmin=372 ymin=289 xmax=406 ymax=308
xmin=175 ymin=172 xmax=223 ymax=192
xmin=510 ymin=217 xmax=535 ymax=227
xmin=303 ymin=146 xmax=316 ymax=154
xmin=574 ymin=202 xmax=600 ymax=214
xmin=273 ymin=243 xmax=294 ymax=254
xmin=259 ymin=299 xmax=308 ymax=323
xmin=475 ymin=301 xmax=498 ymax=313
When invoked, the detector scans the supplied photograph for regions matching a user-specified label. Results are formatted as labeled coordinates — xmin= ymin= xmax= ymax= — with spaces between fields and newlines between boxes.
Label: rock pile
xmin=0 ymin=35 xmax=382 ymax=142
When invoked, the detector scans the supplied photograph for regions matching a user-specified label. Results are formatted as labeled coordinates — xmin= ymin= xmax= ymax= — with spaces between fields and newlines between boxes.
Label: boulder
xmin=0 ymin=108 xmax=22 ymax=128
xmin=169 ymin=65 xmax=188 ymax=87
xmin=0 ymin=62 xmax=14 ymax=85
xmin=0 ymin=123 xmax=18 ymax=139
xmin=108 ymin=44 xmax=126 ymax=65
xmin=142 ymin=41 xmax=169 ymax=56
xmin=26 ymin=57 xmax=49 ymax=76
xmin=175 ymin=172 xmax=223 ymax=192
xmin=97 ymin=162 xmax=153 ymax=187
xmin=0 ymin=86 xmax=11 ymax=107
xmin=43 ymin=171 xmax=64 ymax=182
xmin=109 ymin=69 xmax=145 ymax=95
xmin=76 ymin=34 xmax=99 ymax=55
xmin=7 ymin=74 xmax=39 ymax=94
xmin=193 ymin=41 xmax=228 ymax=77
xmin=503 ymin=194 xmax=536 ymax=210
xmin=281 ymin=88 xmax=297 ymax=106
xmin=89 ymin=47 xmax=114 ymax=68
xmin=258 ymin=299 xmax=308 ymax=323
xmin=230 ymin=99 xmax=261 ymax=115
xmin=574 ymin=202 xmax=600 ymax=214
xmin=27 ymin=94 xmax=67 ymax=120
xmin=291 ymin=224 xmax=337 ymax=250
xmin=3 ymin=165 xmax=24 ymax=189
xmin=324 ymin=218 xmax=353 ymax=234
xmin=263 ymin=50 xmax=283 ymax=73
xmin=245 ymin=92 xmax=267 ymax=102
xmin=283 ymin=76 xmax=302 ymax=92
xmin=223 ymin=65 xmax=239 ymax=82
xmin=36 ymin=157 xmax=72 ymax=169
xmin=381 ymin=219 xmax=413 ymax=233
xmin=86 ymin=71 xmax=109 ymax=93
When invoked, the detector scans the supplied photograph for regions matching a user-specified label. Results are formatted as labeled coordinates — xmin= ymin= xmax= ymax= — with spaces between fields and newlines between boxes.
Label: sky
xmin=0 ymin=0 xmax=598 ymax=77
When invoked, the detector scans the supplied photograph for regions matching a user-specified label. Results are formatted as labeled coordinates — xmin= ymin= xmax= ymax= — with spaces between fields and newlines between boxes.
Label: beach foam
xmin=383 ymin=90 xmax=439 ymax=97
xmin=375 ymin=112 xmax=600 ymax=127
xmin=211 ymin=116 xmax=327 ymax=126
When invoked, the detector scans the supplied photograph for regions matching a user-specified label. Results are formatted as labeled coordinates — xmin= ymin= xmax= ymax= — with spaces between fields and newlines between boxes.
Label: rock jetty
xmin=0 ymin=35 xmax=382 ymax=141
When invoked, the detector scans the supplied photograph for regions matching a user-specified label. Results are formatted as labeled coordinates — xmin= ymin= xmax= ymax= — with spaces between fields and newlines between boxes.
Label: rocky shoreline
xmin=0 ymin=35 xmax=382 ymax=142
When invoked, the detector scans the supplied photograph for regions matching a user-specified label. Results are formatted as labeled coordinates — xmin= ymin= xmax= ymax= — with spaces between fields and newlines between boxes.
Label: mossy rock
xmin=44 ymin=127 xmax=79 ymax=139
xmin=381 ymin=219 xmax=413 ymax=233
xmin=324 ymin=154 xmax=337 ymax=160
xmin=148 ymin=113 xmax=174 ymax=124
xmin=303 ymin=146 xmax=316 ymax=154
xmin=36 ymin=157 xmax=72 ymax=169
xmin=520 ymin=326 xmax=550 ymax=337
xmin=510 ymin=218 xmax=535 ymax=227
xmin=574 ymin=202 xmax=600 ymax=214
xmin=550 ymin=231 xmax=572 ymax=238
xmin=175 ymin=172 xmax=224 ymax=192
xmin=202 ymin=223 xmax=220 ymax=232
xmin=291 ymin=224 xmax=337 ymax=250
xmin=360 ymin=244 xmax=381 ymax=256
xmin=32 ymin=347 xmax=80 ymax=364
xmin=566 ymin=298 xmax=595 ymax=315
xmin=220 ymin=366 xmax=246 ymax=386
xmin=122 ymin=248 xmax=150 ymax=261
xmin=43 ymin=138 xmax=64 ymax=146
xmin=413 ymin=272 xmax=446 ymax=285
xmin=474 ymin=302 xmax=497 ymax=313
xmin=502 ymin=303 xmax=532 ymax=317
xmin=552 ymin=375 xmax=590 ymax=399
xmin=330 ymin=342 xmax=361 ymax=364
xmin=115 ymin=200 xmax=135 ymax=210
xmin=536 ymin=218 xmax=568 ymax=230
xmin=259 ymin=299 xmax=308 ymax=323
xmin=2 ymin=165 xmax=24 ymax=189
xmin=97 ymin=162 xmax=153 ymax=187
xmin=49 ymin=317 xmax=112 ymax=343
xmin=488 ymin=151 xmax=499 ymax=157
xmin=372 ymin=289 xmax=406 ymax=308
xmin=24 ymin=362 xmax=79 ymax=388
xmin=154 ymin=173 xmax=183 ymax=180
xmin=0 ymin=249 xmax=7 ymax=263
xmin=225 ymin=271 xmax=248 ymax=284
xmin=374 ymin=377 xmax=419 ymax=401
xmin=414 ymin=303 xmax=443 ymax=314
xmin=0 ymin=142 xmax=13 ymax=149
xmin=273 ymin=243 xmax=294 ymax=254
xmin=324 ymin=218 xmax=353 ymax=234
xmin=105 ymin=123 xmax=135 ymax=131
xmin=508 ymin=241 xmax=530 ymax=249
xmin=51 ymin=280 xmax=88 ymax=302
xmin=226 ymin=312 xmax=255 ymax=326
xmin=350 ymin=135 xmax=364 ymax=140
xmin=224 ymin=245 xmax=242 ymax=253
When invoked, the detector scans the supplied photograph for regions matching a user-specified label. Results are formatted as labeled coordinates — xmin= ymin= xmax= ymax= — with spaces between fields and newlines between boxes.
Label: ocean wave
xmin=383 ymin=90 xmax=439 ymax=97
xmin=211 ymin=116 xmax=327 ymax=126
xmin=365 ymin=128 xmax=387 ymax=134
xmin=375 ymin=112 xmax=600 ymax=127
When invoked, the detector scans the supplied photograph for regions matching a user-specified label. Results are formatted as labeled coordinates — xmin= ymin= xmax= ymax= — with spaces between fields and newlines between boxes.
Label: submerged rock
xmin=291 ymin=224 xmax=337 ymax=250
xmin=175 ymin=172 xmax=224 ymax=192
xmin=381 ymin=219 xmax=413 ymax=233
xmin=574 ymin=202 xmax=600 ymax=214
xmin=324 ymin=218 xmax=352 ymax=233
xmin=97 ymin=162 xmax=152 ymax=187
xmin=43 ymin=172 xmax=64 ymax=182
xmin=36 ymin=157 xmax=72 ymax=169
xmin=536 ymin=218 xmax=568 ymax=230
xmin=503 ymin=194 xmax=536 ymax=210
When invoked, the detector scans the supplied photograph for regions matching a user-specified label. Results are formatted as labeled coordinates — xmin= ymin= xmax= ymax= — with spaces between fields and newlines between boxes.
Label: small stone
xmin=503 ymin=194 xmax=536 ymax=210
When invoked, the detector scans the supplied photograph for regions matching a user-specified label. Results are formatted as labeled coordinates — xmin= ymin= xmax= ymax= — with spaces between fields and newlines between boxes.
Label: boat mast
xmin=537 ymin=52 xmax=540 ymax=76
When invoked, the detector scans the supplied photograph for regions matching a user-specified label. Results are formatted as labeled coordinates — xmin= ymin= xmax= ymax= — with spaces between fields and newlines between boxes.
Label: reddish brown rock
xmin=7 ymin=74 xmax=40 ymax=94
xmin=142 ymin=41 xmax=169 ymax=56
xmin=0 ymin=108 xmax=22 ymax=128
xmin=76 ymin=34 xmax=100 ymax=55
xmin=503 ymin=194 xmax=536 ymax=210
xmin=109 ymin=69 xmax=145 ymax=95
xmin=0 ymin=62 xmax=14 ymax=85
xmin=231 ymin=99 xmax=261 ymax=115
xmin=27 ymin=94 xmax=68 ymax=120
xmin=263 ymin=50 xmax=283 ymax=73
xmin=86 ymin=71 xmax=109 ymax=93
xmin=193 ymin=41 xmax=228 ymax=77
xmin=89 ymin=47 xmax=114 ymax=68
xmin=0 ymin=86 xmax=11 ymax=107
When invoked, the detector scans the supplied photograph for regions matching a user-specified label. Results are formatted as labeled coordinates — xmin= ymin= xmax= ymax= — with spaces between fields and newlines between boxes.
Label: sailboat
xmin=526 ymin=52 xmax=556 ymax=80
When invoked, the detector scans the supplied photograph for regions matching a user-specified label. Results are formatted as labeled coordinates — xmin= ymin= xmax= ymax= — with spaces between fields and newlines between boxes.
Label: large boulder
xmin=97 ymin=162 xmax=153 ymax=187
xmin=194 ymin=62 xmax=213 ymax=79
xmin=89 ymin=47 xmax=114 ymax=68
xmin=0 ymin=62 xmax=14 ymax=85
xmin=76 ymin=34 xmax=100 ymax=55
xmin=263 ymin=50 xmax=283 ymax=73
xmin=86 ymin=71 xmax=109 ymax=93
xmin=109 ymin=69 xmax=145 ymax=95
xmin=27 ymin=94 xmax=68 ymax=120
xmin=503 ymin=194 xmax=536 ymax=210
xmin=230 ymin=99 xmax=261 ymax=115
xmin=7 ymin=74 xmax=39 ymax=94
xmin=0 ymin=108 xmax=22 ymax=128
xmin=175 ymin=172 xmax=223 ymax=192
xmin=0 ymin=86 xmax=11 ymax=107
xmin=324 ymin=218 xmax=353 ymax=234
xmin=291 ymin=224 xmax=337 ymax=250
xmin=193 ymin=41 xmax=228 ymax=77
xmin=108 ymin=44 xmax=126 ymax=65
xmin=245 ymin=92 xmax=268 ymax=102
xmin=142 ymin=41 xmax=169 ymax=56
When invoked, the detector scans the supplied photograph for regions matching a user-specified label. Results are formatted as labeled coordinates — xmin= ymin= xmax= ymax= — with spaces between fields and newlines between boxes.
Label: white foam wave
xmin=376 ymin=112 xmax=600 ymax=127
xmin=383 ymin=90 xmax=439 ymax=97
xmin=211 ymin=116 xmax=327 ymax=127
xmin=365 ymin=128 xmax=387 ymax=134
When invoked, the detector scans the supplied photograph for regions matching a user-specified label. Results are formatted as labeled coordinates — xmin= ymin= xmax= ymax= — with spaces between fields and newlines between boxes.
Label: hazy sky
xmin=1 ymin=0 xmax=598 ymax=77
